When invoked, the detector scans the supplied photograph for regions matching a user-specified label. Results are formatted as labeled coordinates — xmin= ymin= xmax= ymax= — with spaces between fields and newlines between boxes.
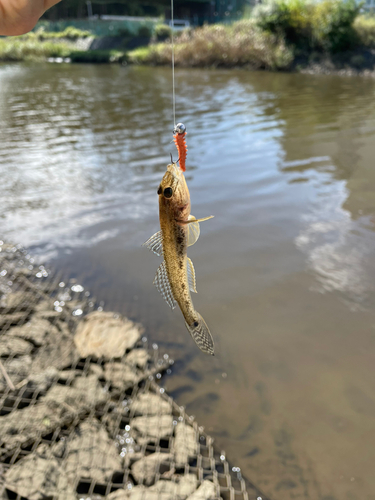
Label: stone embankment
xmin=0 ymin=243 xmax=256 ymax=500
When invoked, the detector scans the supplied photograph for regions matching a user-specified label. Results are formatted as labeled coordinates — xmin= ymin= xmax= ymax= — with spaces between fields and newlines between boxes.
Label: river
xmin=1 ymin=63 xmax=375 ymax=500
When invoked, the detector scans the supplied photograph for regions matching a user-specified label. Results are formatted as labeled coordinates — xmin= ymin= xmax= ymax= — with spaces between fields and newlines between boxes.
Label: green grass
xmin=0 ymin=38 xmax=71 ymax=62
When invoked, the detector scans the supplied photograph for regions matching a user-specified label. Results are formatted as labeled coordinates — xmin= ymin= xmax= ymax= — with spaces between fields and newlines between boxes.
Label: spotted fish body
xmin=143 ymin=162 xmax=214 ymax=355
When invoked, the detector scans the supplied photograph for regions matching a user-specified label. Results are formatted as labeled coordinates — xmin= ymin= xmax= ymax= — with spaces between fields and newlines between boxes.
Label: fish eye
xmin=157 ymin=186 xmax=162 ymax=195
xmin=163 ymin=187 xmax=173 ymax=198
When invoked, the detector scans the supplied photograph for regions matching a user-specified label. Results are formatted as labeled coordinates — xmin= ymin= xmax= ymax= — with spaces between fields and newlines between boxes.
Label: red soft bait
xmin=173 ymin=123 xmax=187 ymax=172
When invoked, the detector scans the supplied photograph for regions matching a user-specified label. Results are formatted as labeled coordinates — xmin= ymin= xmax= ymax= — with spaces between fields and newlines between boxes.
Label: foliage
xmin=34 ymin=26 xmax=93 ymax=40
xmin=354 ymin=15 xmax=375 ymax=47
xmin=253 ymin=0 xmax=361 ymax=52
xmin=0 ymin=38 xmax=71 ymax=61
xmin=137 ymin=24 xmax=152 ymax=38
xmin=35 ymin=18 xmax=158 ymax=37
xmin=154 ymin=23 xmax=172 ymax=41
xmin=129 ymin=21 xmax=294 ymax=71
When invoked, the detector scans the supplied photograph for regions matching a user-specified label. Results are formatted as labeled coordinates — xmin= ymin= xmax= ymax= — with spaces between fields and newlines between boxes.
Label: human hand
xmin=0 ymin=0 xmax=61 ymax=36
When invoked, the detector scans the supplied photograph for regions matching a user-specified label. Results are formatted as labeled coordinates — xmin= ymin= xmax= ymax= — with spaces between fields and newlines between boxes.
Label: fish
xmin=143 ymin=161 xmax=215 ymax=355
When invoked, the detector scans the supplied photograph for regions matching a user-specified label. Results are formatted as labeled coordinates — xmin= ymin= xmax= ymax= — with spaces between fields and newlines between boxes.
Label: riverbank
xmin=0 ymin=242 xmax=265 ymax=500
xmin=2 ymin=4 xmax=375 ymax=74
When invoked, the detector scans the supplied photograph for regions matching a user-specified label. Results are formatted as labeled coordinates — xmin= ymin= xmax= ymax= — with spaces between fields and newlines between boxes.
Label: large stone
xmin=4 ymin=444 xmax=76 ymax=500
xmin=107 ymin=474 xmax=198 ymax=500
xmin=0 ymin=355 xmax=32 ymax=392
xmin=74 ymin=311 xmax=141 ymax=359
xmin=176 ymin=475 xmax=198 ymax=498
xmin=186 ymin=480 xmax=216 ymax=500
xmin=62 ymin=419 xmax=123 ymax=483
xmin=150 ymin=475 xmax=198 ymax=499
xmin=24 ymin=367 xmax=59 ymax=394
xmin=0 ymin=336 xmax=33 ymax=357
xmin=131 ymin=452 xmax=172 ymax=486
xmin=0 ymin=311 xmax=29 ymax=328
xmin=0 ymin=291 xmax=35 ymax=313
xmin=107 ymin=486 xmax=165 ymax=500
xmin=130 ymin=392 xmax=172 ymax=417
xmin=8 ymin=316 xmax=58 ymax=346
xmin=32 ymin=331 xmax=78 ymax=372
xmin=131 ymin=415 xmax=174 ymax=440
xmin=104 ymin=362 xmax=139 ymax=389
xmin=173 ymin=423 xmax=198 ymax=467
xmin=125 ymin=348 xmax=150 ymax=370
xmin=43 ymin=374 xmax=107 ymax=409
xmin=0 ymin=402 xmax=68 ymax=450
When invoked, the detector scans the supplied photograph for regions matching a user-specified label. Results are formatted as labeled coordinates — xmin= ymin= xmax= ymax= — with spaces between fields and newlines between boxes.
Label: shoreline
xmin=0 ymin=242 xmax=267 ymax=500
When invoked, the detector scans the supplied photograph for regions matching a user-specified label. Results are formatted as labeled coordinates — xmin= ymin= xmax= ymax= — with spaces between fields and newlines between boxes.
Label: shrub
xmin=137 ymin=24 xmax=152 ymax=38
xmin=354 ymin=15 xmax=375 ymax=47
xmin=154 ymin=24 xmax=172 ymax=41
xmin=253 ymin=0 xmax=361 ymax=52
xmin=312 ymin=0 xmax=360 ymax=52
xmin=128 ymin=22 xmax=294 ymax=70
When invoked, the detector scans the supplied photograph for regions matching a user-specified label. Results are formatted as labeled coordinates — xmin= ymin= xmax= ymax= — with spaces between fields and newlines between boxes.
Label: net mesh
xmin=0 ymin=242 xmax=267 ymax=500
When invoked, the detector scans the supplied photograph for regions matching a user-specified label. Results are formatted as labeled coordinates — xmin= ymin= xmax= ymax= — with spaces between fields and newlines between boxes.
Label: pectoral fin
xmin=187 ymin=215 xmax=200 ymax=247
xmin=143 ymin=230 xmax=163 ymax=257
xmin=185 ymin=215 xmax=214 ymax=224
xmin=187 ymin=257 xmax=197 ymax=293
xmin=153 ymin=260 xmax=176 ymax=309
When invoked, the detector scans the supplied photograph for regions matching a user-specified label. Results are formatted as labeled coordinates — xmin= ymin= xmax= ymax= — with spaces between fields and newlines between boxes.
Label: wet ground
xmin=1 ymin=63 xmax=375 ymax=500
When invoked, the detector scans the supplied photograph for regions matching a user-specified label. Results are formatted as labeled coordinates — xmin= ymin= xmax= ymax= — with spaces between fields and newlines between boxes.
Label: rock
xmin=0 ymin=311 xmax=29 ymax=328
xmin=25 ymin=367 xmax=59 ymax=393
xmin=150 ymin=475 xmax=198 ymax=499
xmin=131 ymin=415 xmax=174 ymax=440
xmin=125 ymin=349 xmax=150 ymax=370
xmin=8 ymin=316 xmax=58 ymax=346
xmin=176 ymin=475 xmax=198 ymax=498
xmin=185 ymin=480 xmax=216 ymax=500
xmin=0 ymin=291 xmax=35 ymax=313
xmin=4 ymin=444 xmax=76 ymax=500
xmin=104 ymin=362 xmax=139 ymax=389
xmin=173 ymin=423 xmax=198 ymax=467
xmin=62 ymin=419 xmax=123 ymax=483
xmin=0 ymin=402 xmax=68 ymax=450
xmin=130 ymin=393 xmax=172 ymax=416
xmin=74 ymin=311 xmax=141 ymax=359
xmin=89 ymin=363 xmax=104 ymax=377
xmin=131 ymin=452 xmax=172 ymax=486
xmin=56 ymin=369 xmax=81 ymax=383
xmin=43 ymin=374 xmax=107 ymax=409
xmin=32 ymin=331 xmax=78 ymax=372
xmin=0 ymin=355 xmax=32 ymax=392
xmin=107 ymin=486 xmax=161 ymax=500
xmin=0 ymin=336 xmax=33 ymax=357
xmin=107 ymin=489 xmax=131 ymax=500
xmin=107 ymin=475 xmax=198 ymax=500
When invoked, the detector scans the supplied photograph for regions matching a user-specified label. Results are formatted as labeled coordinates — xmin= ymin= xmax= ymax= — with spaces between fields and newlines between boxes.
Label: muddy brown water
xmin=1 ymin=63 xmax=375 ymax=500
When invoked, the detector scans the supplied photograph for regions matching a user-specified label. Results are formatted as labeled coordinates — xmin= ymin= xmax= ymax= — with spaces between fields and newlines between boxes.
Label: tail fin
xmin=185 ymin=312 xmax=214 ymax=356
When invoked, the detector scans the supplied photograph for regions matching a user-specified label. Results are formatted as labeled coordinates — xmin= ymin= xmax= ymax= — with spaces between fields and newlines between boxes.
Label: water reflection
xmin=1 ymin=64 xmax=375 ymax=500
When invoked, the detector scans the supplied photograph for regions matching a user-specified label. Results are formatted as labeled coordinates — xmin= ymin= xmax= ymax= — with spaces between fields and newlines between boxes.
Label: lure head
xmin=157 ymin=162 xmax=190 ymax=221
xmin=173 ymin=122 xmax=186 ymax=135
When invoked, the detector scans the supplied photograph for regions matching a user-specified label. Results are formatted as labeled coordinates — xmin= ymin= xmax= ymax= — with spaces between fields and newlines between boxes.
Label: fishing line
xmin=171 ymin=0 xmax=176 ymax=128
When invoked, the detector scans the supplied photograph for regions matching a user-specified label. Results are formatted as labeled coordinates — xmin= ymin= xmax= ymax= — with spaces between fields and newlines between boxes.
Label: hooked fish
xmin=143 ymin=161 xmax=215 ymax=355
